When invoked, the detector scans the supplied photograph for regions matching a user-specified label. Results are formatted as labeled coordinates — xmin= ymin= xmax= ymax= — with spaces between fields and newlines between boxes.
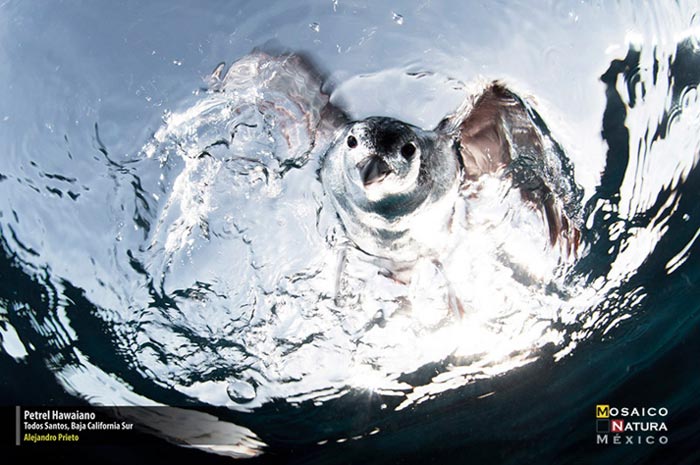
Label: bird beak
xmin=358 ymin=155 xmax=392 ymax=186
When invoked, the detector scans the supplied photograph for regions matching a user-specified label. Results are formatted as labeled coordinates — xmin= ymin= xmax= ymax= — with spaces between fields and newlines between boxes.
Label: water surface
xmin=1 ymin=1 xmax=699 ymax=464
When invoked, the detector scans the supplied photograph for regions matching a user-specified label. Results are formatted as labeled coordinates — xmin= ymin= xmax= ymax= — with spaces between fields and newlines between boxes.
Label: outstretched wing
xmin=212 ymin=51 xmax=347 ymax=167
xmin=441 ymin=83 xmax=583 ymax=252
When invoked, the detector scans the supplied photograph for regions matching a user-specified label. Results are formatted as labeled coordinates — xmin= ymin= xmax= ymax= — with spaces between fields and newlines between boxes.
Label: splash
xmin=98 ymin=52 xmax=588 ymax=414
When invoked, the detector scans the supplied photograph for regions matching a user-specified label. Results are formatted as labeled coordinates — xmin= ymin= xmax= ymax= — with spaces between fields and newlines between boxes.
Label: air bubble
xmin=309 ymin=22 xmax=320 ymax=33
xmin=391 ymin=12 xmax=404 ymax=25
xmin=227 ymin=379 xmax=257 ymax=403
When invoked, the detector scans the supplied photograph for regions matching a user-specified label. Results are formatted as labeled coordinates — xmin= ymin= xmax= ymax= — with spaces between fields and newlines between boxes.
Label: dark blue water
xmin=1 ymin=1 xmax=699 ymax=464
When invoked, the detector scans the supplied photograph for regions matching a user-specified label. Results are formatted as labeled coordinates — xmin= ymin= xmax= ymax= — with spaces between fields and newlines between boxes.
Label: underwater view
xmin=1 ymin=1 xmax=699 ymax=464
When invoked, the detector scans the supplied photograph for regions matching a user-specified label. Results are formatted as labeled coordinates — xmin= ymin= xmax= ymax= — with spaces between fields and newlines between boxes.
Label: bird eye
xmin=347 ymin=135 xmax=358 ymax=148
xmin=400 ymin=142 xmax=416 ymax=159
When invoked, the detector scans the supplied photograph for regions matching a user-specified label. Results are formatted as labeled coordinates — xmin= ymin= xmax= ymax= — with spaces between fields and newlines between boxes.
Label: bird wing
xmin=212 ymin=51 xmax=347 ymax=168
xmin=439 ymin=82 xmax=583 ymax=252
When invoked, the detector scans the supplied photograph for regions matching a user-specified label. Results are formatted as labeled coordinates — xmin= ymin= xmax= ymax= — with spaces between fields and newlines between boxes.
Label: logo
xmin=596 ymin=405 xmax=610 ymax=418
xmin=595 ymin=403 xmax=669 ymax=446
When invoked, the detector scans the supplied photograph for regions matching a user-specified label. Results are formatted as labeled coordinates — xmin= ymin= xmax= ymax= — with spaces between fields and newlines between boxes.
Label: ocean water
xmin=1 ymin=1 xmax=699 ymax=464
